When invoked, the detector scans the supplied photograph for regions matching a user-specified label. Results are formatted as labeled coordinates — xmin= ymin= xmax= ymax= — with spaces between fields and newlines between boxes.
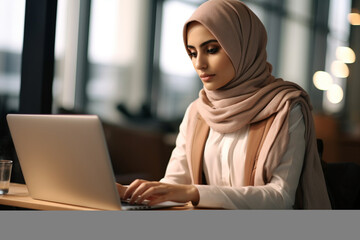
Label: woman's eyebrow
xmin=187 ymin=39 xmax=218 ymax=49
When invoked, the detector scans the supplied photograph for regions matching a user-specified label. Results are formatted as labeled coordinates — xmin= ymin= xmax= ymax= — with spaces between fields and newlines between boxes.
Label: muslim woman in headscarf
xmin=117 ymin=0 xmax=331 ymax=209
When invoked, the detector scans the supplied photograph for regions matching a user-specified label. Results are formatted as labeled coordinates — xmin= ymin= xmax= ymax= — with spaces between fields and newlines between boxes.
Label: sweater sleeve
xmin=195 ymin=105 xmax=306 ymax=209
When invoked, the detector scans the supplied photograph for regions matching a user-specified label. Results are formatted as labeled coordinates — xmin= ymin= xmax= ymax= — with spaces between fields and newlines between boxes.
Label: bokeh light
xmin=331 ymin=60 xmax=349 ymax=78
xmin=313 ymin=71 xmax=333 ymax=90
xmin=326 ymin=84 xmax=344 ymax=104
xmin=336 ymin=46 xmax=356 ymax=63
xmin=348 ymin=12 xmax=360 ymax=25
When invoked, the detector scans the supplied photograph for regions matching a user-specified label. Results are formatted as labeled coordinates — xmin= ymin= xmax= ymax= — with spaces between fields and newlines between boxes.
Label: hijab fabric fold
xmin=183 ymin=0 xmax=331 ymax=209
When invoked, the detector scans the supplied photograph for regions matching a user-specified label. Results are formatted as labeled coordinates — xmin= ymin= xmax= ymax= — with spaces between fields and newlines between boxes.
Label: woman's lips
xmin=200 ymin=74 xmax=215 ymax=82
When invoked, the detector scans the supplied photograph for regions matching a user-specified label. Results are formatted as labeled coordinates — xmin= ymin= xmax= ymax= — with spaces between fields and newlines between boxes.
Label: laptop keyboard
xmin=121 ymin=199 xmax=152 ymax=210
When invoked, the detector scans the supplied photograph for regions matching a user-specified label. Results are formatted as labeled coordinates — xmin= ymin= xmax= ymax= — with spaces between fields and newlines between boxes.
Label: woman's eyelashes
xmin=188 ymin=46 xmax=220 ymax=58
xmin=207 ymin=46 xmax=219 ymax=54
xmin=188 ymin=51 xmax=197 ymax=58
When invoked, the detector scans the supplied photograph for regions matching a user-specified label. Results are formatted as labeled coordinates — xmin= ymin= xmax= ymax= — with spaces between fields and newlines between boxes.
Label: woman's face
xmin=186 ymin=22 xmax=235 ymax=91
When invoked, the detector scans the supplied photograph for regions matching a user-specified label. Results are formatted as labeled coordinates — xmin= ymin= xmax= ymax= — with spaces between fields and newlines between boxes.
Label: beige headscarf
xmin=183 ymin=0 xmax=331 ymax=209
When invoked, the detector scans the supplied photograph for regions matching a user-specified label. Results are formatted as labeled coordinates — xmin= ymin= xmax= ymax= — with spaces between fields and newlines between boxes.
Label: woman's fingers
xmin=136 ymin=183 xmax=193 ymax=205
xmin=136 ymin=185 xmax=167 ymax=204
xmin=122 ymin=180 xmax=200 ymax=206
xmin=125 ymin=180 xmax=160 ymax=204
xmin=123 ymin=179 xmax=146 ymax=200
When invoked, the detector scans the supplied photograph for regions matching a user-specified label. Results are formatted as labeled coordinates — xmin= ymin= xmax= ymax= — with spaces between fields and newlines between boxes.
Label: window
xmin=322 ymin=0 xmax=352 ymax=113
xmin=54 ymin=0 xmax=151 ymax=123
xmin=155 ymin=0 xmax=200 ymax=120
xmin=0 ymin=0 xmax=25 ymax=114
xmin=0 ymin=0 xmax=25 ymax=159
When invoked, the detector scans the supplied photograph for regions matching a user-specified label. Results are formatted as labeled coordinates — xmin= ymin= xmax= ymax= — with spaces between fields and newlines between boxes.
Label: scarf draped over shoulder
xmin=182 ymin=0 xmax=331 ymax=209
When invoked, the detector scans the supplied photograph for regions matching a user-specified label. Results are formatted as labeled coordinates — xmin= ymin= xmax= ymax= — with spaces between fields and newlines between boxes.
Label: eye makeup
xmin=187 ymin=40 xmax=220 ymax=58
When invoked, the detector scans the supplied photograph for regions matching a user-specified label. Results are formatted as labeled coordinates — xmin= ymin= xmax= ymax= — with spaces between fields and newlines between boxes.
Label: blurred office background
xmin=0 ymin=0 xmax=359 ymax=184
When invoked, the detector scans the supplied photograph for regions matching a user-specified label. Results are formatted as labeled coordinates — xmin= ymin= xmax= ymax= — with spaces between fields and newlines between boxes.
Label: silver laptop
xmin=7 ymin=114 xmax=185 ymax=210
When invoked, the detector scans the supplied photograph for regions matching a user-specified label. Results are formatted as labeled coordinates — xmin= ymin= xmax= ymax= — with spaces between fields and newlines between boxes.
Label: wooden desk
xmin=0 ymin=183 xmax=99 ymax=210
xmin=0 ymin=183 xmax=194 ymax=211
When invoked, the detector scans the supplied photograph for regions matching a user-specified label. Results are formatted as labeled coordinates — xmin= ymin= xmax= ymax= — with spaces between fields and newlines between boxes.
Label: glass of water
xmin=0 ymin=160 xmax=13 ymax=195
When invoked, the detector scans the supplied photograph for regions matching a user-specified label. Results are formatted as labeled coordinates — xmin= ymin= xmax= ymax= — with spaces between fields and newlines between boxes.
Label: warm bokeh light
xmin=313 ymin=71 xmax=333 ymax=90
xmin=331 ymin=60 xmax=349 ymax=78
xmin=336 ymin=46 xmax=356 ymax=63
xmin=326 ymin=84 xmax=344 ymax=104
xmin=348 ymin=12 xmax=360 ymax=25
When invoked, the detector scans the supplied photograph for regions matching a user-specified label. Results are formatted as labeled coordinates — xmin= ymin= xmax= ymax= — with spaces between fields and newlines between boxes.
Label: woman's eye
xmin=188 ymin=52 xmax=197 ymax=58
xmin=207 ymin=47 xmax=219 ymax=54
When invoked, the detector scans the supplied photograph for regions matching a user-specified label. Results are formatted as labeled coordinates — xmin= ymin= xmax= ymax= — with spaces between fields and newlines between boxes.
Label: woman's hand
xmin=122 ymin=179 xmax=200 ymax=206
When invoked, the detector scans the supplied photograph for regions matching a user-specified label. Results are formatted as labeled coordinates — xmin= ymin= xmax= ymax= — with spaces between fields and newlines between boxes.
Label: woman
xmin=117 ymin=0 xmax=331 ymax=209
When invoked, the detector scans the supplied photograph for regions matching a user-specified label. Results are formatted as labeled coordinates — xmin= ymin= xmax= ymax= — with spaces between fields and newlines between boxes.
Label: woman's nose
xmin=195 ymin=54 xmax=207 ymax=70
